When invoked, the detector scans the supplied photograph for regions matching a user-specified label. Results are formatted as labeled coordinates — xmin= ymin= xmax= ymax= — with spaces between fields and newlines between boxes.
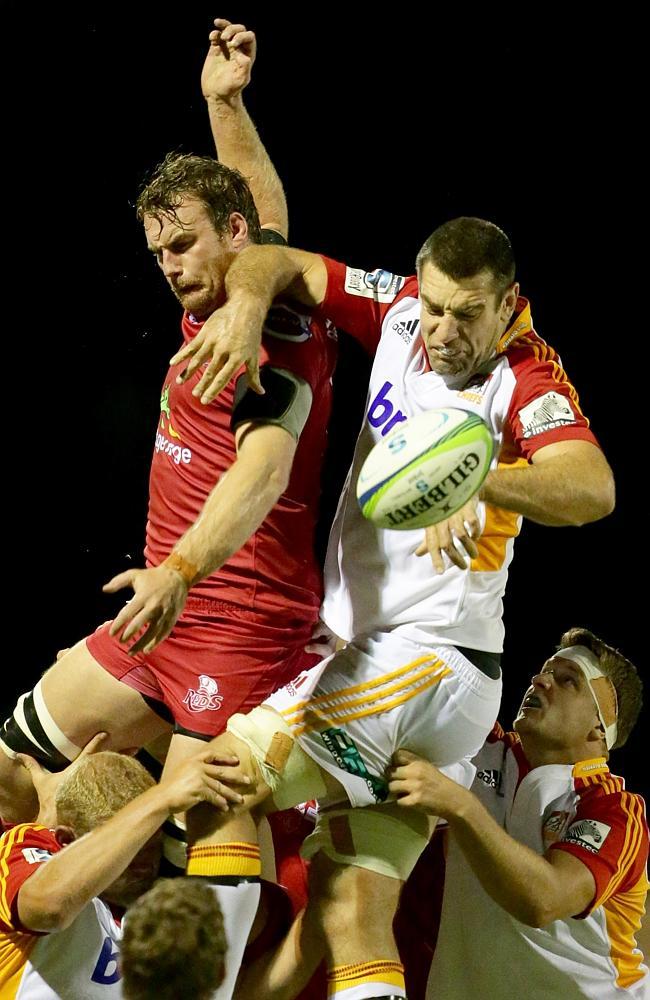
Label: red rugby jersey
xmin=145 ymin=303 xmax=337 ymax=632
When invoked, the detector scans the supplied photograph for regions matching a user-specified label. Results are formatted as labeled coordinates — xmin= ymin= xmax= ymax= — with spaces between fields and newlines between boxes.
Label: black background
xmin=6 ymin=7 xmax=644 ymax=795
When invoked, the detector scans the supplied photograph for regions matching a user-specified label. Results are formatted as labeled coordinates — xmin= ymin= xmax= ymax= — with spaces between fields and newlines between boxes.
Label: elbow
xmin=19 ymin=894 xmax=73 ymax=933
xmin=556 ymin=468 xmax=616 ymax=527
xmin=265 ymin=457 xmax=292 ymax=499
xmin=574 ymin=477 xmax=616 ymax=526
xmin=521 ymin=903 xmax=556 ymax=929
xmin=513 ymin=881 xmax=574 ymax=927
xmin=514 ymin=895 xmax=561 ymax=928
xmin=597 ymin=476 xmax=616 ymax=519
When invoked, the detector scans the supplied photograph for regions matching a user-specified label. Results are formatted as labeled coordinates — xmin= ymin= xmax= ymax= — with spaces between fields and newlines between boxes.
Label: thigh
xmin=165 ymin=731 xmax=263 ymax=847
xmin=40 ymin=638 xmax=170 ymax=750
xmin=266 ymin=636 xmax=501 ymax=808
xmin=0 ymin=639 xmax=169 ymax=822
xmin=396 ymin=642 xmax=502 ymax=766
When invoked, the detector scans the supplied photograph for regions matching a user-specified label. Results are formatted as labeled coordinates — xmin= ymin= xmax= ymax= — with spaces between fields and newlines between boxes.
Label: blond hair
xmin=55 ymin=752 xmax=155 ymax=835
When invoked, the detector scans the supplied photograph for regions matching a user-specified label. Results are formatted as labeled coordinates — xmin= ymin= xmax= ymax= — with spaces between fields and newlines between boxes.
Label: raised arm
xmin=201 ymin=18 xmax=288 ymax=239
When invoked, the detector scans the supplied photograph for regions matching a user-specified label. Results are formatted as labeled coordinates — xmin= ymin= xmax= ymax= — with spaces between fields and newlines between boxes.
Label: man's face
xmin=101 ymin=832 xmax=162 ymax=909
xmin=418 ymin=262 xmax=513 ymax=379
xmin=514 ymin=655 xmax=603 ymax=752
xmin=144 ymin=196 xmax=236 ymax=320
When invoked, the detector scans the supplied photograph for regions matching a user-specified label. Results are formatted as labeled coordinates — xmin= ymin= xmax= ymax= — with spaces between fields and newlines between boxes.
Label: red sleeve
xmin=0 ymin=824 xmax=59 ymax=933
xmin=504 ymin=336 xmax=601 ymax=461
xmin=319 ymin=256 xmax=417 ymax=356
xmin=549 ymin=785 xmax=649 ymax=916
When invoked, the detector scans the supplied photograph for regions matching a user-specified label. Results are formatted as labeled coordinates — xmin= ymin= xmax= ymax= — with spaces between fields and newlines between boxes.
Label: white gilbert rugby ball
xmin=357 ymin=407 xmax=494 ymax=530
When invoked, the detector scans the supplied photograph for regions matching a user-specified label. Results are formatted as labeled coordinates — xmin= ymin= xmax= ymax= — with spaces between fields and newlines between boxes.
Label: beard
xmin=168 ymin=278 xmax=221 ymax=320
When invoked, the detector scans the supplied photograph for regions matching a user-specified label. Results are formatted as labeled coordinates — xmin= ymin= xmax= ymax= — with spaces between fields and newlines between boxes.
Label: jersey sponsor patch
xmin=319 ymin=727 xmax=388 ymax=803
xmin=563 ymin=818 xmax=611 ymax=853
xmin=518 ymin=390 xmax=577 ymax=438
xmin=22 ymin=847 xmax=53 ymax=864
xmin=344 ymin=267 xmax=405 ymax=303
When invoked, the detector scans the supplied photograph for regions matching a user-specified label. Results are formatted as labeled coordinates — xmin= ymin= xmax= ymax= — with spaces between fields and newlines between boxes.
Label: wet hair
xmin=121 ymin=878 xmax=226 ymax=1000
xmin=136 ymin=151 xmax=262 ymax=243
xmin=559 ymin=627 xmax=643 ymax=749
xmin=415 ymin=217 xmax=516 ymax=301
xmin=55 ymin=752 xmax=155 ymax=835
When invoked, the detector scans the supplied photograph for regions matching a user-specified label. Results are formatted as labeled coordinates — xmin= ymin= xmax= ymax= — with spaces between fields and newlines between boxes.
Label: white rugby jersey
xmin=319 ymin=259 xmax=600 ymax=652
xmin=428 ymin=727 xmax=649 ymax=999
xmin=0 ymin=824 xmax=123 ymax=999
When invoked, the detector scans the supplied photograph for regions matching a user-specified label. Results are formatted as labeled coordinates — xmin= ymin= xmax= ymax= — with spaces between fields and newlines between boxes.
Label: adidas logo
xmin=476 ymin=768 xmax=501 ymax=790
xmin=392 ymin=319 xmax=419 ymax=343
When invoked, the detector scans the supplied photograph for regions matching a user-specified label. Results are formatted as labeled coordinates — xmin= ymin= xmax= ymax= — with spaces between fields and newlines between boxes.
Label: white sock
xmin=207 ymin=881 xmax=261 ymax=999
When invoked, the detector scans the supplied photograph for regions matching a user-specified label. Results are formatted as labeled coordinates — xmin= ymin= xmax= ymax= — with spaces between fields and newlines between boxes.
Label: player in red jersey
xmin=0 ymin=147 xmax=339 ymax=986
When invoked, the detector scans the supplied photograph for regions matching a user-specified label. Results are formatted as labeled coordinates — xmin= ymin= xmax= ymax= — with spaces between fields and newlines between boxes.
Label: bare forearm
xmin=481 ymin=447 xmax=615 ymax=526
xmin=225 ymin=245 xmax=326 ymax=313
xmin=447 ymin=797 xmax=565 ymax=926
xmin=207 ymin=95 xmax=288 ymax=238
xmin=19 ymin=786 xmax=170 ymax=931
xmin=172 ymin=448 xmax=291 ymax=582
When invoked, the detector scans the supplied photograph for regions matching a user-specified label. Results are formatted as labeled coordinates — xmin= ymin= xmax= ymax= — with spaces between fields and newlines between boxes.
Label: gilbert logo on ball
xmin=356 ymin=407 xmax=494 ymax=530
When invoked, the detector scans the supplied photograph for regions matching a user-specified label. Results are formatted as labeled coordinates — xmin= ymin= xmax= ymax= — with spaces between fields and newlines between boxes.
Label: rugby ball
xmin=356 ymin=407 xmax=493 ymax=530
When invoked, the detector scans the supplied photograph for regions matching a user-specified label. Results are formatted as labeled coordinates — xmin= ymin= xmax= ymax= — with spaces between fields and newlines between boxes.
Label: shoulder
xmin=0 ymin=823 xmax=57 ymax=856
xmin=333 ymin=262 xmax=417 ymax=307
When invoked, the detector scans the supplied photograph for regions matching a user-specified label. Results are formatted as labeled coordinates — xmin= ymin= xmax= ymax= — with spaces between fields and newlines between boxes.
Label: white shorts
xmin=265 ymin=631 xmax=501 ymax=807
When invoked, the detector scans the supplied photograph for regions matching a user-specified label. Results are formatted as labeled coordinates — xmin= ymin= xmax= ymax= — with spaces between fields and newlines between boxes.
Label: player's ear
xmin=500 ymin=282 xmax=519 ymax=323
xmin=54 ymin=825 xmax=76 ymax=847
xmin=229 ymin=212 xmax=249 ymax=250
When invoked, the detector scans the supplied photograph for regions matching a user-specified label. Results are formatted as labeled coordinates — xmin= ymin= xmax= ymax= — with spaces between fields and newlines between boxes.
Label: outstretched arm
xmin=388 ymin=750 xmax=596 ymax=927
xmin=202 ymin=17 xmax=288 ymax=239
xmin=416 ymin=438 xmax=615 ymax=574
xmin=16 ymin=749 xmax=249 ymax=933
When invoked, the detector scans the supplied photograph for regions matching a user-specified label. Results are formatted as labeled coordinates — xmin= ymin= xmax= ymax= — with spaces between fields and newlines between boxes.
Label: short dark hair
xmin=558 ymin=627 xmax=643 ymax=750
xmin=416 ymin=217 xmax=515 ymax=300
xmin=136 ymin=151 xmax=262 ymax=243
xmin=121 ymin=878 xmax=226 ymax=1000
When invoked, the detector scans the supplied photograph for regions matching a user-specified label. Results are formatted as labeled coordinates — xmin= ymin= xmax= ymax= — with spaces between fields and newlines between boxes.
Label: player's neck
xmin=519 ymin=736 xmax=598 ymax=770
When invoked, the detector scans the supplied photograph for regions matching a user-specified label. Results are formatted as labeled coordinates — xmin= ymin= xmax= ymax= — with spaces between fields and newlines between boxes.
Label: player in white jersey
xmin=0 ymin=742 xmax=245 ymax=999
xmin=389 ymin=627 xmax=648 ymax=1000
xmin=165 ymin=217 xmax=615 ymax=1000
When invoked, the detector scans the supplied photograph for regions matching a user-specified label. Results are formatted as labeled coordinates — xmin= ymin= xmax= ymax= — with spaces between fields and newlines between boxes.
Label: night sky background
xmin=6 ymin=7 xmax=644 ymax=795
